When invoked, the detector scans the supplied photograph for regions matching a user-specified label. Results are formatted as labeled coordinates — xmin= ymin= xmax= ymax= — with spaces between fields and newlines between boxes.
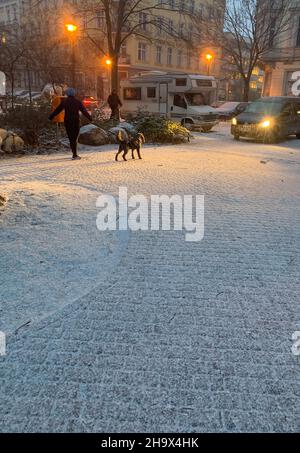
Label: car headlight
xmin=260 ymin=119 xmax=271 ymax=128
xmin=232 ymin=118 xmax=237 ymax=126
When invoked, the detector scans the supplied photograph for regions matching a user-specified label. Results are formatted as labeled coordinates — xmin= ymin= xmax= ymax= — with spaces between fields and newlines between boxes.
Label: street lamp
xmin=205 ymin=53 xmax=214 ymax=76
xmin=65 ymin=23 xmax=78 ymax=87
xmin=104 ymin=57 xmax=112 ymax=94
xmin=65 ymin=23 xmax=78 ymax=33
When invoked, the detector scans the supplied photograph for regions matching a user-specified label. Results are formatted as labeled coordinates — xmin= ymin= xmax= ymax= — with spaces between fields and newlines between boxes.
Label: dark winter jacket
xmin=49 ymin=97 xmax=92 ymax=124
xmin=107 ymin=93 xmax=122 ymax=109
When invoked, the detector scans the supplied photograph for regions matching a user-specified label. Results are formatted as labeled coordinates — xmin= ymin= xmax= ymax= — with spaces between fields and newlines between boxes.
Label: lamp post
xmin=105 ymin=57 xmax=112 ymax=94
xmin=65 ymin=23 xmax=78 ymax=87
xmin=205 ymin=53 xmax=214 ymax=76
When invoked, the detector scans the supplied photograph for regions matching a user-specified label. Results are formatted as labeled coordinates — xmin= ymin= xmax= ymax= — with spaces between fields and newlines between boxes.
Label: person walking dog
xmin=49 ymin=87 xmax=92 ymax=160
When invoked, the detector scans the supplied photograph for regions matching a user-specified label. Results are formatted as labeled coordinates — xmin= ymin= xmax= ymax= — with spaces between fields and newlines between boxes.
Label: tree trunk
xmin=111 ymin=54 xmax=119 ymax=94
xmin=27 ymin=65 xmax=32 ymax=105
xmin=10 ymin=72 xmax=15 ymax=110
xmin=243 ymin=78 xmax=250 ymax=102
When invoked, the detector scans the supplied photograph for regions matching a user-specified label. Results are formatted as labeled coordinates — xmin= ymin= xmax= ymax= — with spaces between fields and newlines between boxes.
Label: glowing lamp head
xmin=261 ymin=119 xmax=271 ymax=128
xmin=105 ymin=58 xmax=112 ymax=66
xmin=205 ymin=53 xmax=213 ymax=61
xmin=232 ymin=117 xmax=237 ymax=126
xmin=66 ymin=23 xmax=78 ymax=33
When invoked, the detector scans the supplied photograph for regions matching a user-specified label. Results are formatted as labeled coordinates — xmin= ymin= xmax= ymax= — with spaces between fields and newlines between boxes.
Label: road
xmin=0 ymin=124 xmax=300 ymax=432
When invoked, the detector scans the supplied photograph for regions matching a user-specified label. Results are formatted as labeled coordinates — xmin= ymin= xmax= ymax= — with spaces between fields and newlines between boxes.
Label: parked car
xmin=216 ymin=101 xmax=249 ymax=120
xmin=231 ymin=96 xmax=300 ymax=143
xmin=13 ymin=90 xmax=29 ymax=96
xmin=13 ymin=90 xmax=42 ymax=101
xmin=18 ymin=92 xmax=42 ymax=102
xmin=81 ymin=96 xmax=100 ymax=111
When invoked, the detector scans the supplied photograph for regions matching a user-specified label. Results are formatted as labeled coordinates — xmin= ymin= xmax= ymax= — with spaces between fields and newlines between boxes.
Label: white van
xmin=120 ymin=71 xmax=219 ymax=131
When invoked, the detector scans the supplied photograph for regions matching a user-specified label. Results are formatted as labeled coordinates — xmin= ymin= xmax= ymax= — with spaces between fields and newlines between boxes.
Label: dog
xmin=115 ymin=130 xmax=145 ymax=161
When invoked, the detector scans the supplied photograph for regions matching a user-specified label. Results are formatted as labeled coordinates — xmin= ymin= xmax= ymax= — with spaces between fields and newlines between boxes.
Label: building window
xmin=123 ymin=87 xmax=142 ymax=100
xmin=199 ymin=5 xmax=204 ymax=20
xmin=119 ymin=72 xmax=128 ymax=81
xmin=157 ymin=17 xmax=163 ymax=35
xmin=121 ymin=43 xmax=127 ymax=58
xmin=147 ymin=87 xmax=156 ymax=98
xmin=138 ymin=43 xmax=147 ymax=61
xmin=96 ymin=10 xmax=105 ymax=28
xmin=139 ymin=12 xmax=147 ymax=31
xmin=177 ymin=50 xmax=182 ymax=67
xmin=83 ymin=16 xmax=88 ymax=30
xmin=156 ymin=46 xmax=162 ymax=64
xmin=269 ymin=16 xmax=276 ymax=47
xmin=167 ymin=47 xmax=173 ymax=65
xmin=179 ymin=23 xmax=184 ymax=38
xmin=296 ymin=17 xmax=300 ymax=47
xmin=207 ymin=5 xmax=214 ymax=20
xmin=189 ymin=0 xmax=195 ymax=14
xmin=186 ymin=52 xmax=191 ymax=68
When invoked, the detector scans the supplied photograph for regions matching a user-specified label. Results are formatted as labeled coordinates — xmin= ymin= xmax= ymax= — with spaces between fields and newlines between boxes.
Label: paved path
xmin=1 ymin=127 xmax=300 ymax=432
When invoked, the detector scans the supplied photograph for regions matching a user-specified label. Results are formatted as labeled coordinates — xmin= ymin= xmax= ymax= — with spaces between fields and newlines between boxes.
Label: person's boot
xmin=72 ymin=154 xmax=81 ymax=160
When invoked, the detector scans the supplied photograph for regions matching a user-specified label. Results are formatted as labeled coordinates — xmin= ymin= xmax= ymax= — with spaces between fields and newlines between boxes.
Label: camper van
xmin=120 ymin=71 xmax=219 ymax=131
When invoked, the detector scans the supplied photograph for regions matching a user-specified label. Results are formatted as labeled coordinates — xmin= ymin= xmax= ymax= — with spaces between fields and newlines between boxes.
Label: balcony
xmin=119 ymin=55 xmax=131 ymax=65
xmin=263 ymin=46 xmax=300 ymax=63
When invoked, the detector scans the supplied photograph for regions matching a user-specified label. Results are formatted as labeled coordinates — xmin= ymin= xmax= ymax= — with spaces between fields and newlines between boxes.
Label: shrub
xmin=0 ymin=104 xmax=51 ymax=147
xmin=134 ymin=116 xmax=191 ymax=144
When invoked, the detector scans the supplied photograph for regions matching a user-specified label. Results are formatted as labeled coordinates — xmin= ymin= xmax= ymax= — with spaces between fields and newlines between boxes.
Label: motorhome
xmin=120 ymin=71 xmax=219 ymax=131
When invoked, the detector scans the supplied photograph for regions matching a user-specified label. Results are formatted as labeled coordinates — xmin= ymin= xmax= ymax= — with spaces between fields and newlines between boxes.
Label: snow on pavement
xmin=1 ymin=123 xmax=300 ymax=432
xmin=0 ymin=180 xmax=128 ymax=333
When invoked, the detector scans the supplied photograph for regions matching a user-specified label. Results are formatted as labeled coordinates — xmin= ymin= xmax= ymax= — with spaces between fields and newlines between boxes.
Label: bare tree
xmin=77 ymin=0 xmax=195 ymax=92
xmin=195 ymin=0 xmax=290 ymax=101
xmin=0 ymin=27 xmax=27 ymax=108
xmin=25 ymin=29 xmax=71 ymax=90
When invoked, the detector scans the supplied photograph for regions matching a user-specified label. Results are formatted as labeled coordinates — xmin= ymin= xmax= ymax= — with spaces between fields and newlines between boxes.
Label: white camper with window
xmin=120 ymin=71 xmax=219 ymax=131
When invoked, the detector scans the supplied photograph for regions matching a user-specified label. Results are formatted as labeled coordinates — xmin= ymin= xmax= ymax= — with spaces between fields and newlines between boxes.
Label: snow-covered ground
xmin=1 ymin=123 xmax=300 ymax=432
xmin=0 ymin=123 xmax=299 ymax=334
xmin=0 ymin=180 xmax=128 ymax=333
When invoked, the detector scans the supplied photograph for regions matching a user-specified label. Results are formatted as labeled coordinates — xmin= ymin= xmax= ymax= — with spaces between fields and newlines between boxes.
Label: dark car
xmin=231 ymin=97 xmax=300 ymax=143
xmin=216 ymin=101 xmax=249 ymax=120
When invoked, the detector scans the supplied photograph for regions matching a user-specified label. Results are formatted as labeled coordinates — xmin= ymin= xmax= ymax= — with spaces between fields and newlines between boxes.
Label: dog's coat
xmin=115 ymin=130 xmax=145 ymax=161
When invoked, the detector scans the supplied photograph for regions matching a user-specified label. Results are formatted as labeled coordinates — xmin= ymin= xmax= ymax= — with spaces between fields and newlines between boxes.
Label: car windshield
xmin=217 ymin=102 xmax=239 ymax=110
xmin=244 ymin=101 xmax=283 ymax=115
xmin=185 ymin=93 xmax=207 ymax=106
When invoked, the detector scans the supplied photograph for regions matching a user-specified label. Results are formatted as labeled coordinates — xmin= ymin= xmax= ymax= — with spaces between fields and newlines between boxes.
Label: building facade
xmin=0 ymin=0 xmax=21 ymax=25
xmin=263 ymin=1 xmax=300 ymax=97
xmin=14 ymin=0 xmax=222 ymax=98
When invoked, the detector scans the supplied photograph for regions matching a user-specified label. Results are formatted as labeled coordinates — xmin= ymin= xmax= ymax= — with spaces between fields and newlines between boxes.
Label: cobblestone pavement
xmin=1 ymin=127 xmax=300 ymax=432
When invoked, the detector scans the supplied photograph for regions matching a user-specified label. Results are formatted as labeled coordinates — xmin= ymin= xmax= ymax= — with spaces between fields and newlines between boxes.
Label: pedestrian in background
xmin=49 ymin=87 xmax=92 ymax=160
xmin=50 ymin=86 xmax=65 ymax=142
xmin=107 ymin=89 xmax=122 ymax=121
